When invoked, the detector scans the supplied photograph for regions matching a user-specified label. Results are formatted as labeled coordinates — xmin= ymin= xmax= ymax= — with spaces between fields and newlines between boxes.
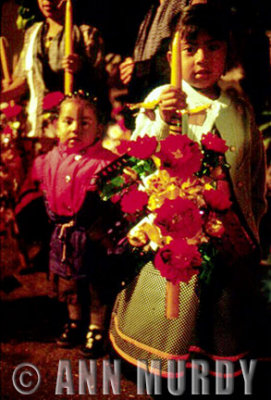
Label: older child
xmin=21 ymin=92 xmax=115 ymax=356
xmin=110 ymin=3 xmax=268 ymax=383
xmin=1 ymin=0 xmax=108 ymax=137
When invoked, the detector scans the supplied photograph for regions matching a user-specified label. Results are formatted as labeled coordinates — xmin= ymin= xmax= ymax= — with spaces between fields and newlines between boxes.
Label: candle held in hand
xmin=0 ymin=36 xmax=12 ymax=83
xmin=64 ymin=0 xmax=73 ymax=94
xmin=170 ymin=31 xmax=182 ymax=89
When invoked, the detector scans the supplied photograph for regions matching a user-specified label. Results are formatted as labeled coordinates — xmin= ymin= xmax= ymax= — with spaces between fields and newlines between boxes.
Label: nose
xmin=195 ymin=47 xmax=208 ymax=64
xmin=71 ymin=120 xmax=80 ymax=134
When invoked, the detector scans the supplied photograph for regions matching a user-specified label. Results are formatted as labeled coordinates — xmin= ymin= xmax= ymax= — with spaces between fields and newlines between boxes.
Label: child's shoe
xmin=80 ymin=324 xmax=105 ymax=358
xmin=56 ymin=320 xmax=82 ymax=348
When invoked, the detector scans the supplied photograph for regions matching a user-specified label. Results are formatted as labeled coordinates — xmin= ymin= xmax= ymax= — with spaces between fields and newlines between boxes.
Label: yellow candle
xmin=169 ymin=31 xmax=182 ymax=135
xmin=0 ymin=36 xmax=12 ymax=83
xmin=170 ymin=30 xmax=182 ymax=89
xmin=64 ymin=0 xmax=73 ymax=94
xmin=169 ymin=30 xmax=182 ymax=136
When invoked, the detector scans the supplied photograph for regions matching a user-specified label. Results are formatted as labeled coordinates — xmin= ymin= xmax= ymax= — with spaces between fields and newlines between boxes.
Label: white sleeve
xmin=131 ymin=85 xmax=170 ymax=141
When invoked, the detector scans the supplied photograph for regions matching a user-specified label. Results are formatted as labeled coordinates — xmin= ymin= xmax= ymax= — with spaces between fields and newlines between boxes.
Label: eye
xmin=62 ymin=117 xmax=73 ymax=125
xmin=183 ymin=45 xmax=196 ymax=54
xmin=81 ymin=120 xmax=92 ymax=127
xmin=208 ymin=42 xmax=223 ymax=51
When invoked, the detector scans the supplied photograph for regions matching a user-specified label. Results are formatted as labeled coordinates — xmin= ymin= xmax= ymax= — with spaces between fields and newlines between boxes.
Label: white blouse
xmin=132 ymin=80 xmax=231 ymax=144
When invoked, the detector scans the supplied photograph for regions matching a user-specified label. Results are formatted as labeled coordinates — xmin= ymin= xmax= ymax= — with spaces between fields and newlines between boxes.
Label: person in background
xmin=1 ymin=0 xmax=109 ymax=137
xmin=119 ymin=0 xmax=189 ymax=103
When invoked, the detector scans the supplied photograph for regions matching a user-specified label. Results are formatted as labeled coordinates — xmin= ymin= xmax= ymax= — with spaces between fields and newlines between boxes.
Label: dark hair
xmin=176 ymin=3 xmax=237 ymax=71
xmin=59 ymin=90 xmax=100 ymax=119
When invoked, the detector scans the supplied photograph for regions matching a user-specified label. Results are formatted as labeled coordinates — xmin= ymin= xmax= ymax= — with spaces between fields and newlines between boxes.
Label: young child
xmin=20 ymin=92 xmax=115 ymax=356
xmin=110 ymin=3 xmax=268 ymax=386
xmin=1 ymin=0 xmax=109 ymax=137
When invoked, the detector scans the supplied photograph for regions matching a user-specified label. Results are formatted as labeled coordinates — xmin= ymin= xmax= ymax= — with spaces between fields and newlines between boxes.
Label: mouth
xmin=66 ymin=137 xmax=81 ymax=146
xmin=195 ymin=70 xmax=211 ymax=78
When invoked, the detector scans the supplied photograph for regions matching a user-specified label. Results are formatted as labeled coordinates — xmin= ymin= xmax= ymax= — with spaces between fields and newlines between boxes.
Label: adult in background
xmin=119 ymin=0 xmax=189 ymax=103
xmin=1 ymin=0 xmax=109 ymax=137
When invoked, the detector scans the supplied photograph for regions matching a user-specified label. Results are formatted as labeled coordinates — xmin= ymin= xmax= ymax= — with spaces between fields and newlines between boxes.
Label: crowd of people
xmin=0 ymin=0 xmax=271 ymax=397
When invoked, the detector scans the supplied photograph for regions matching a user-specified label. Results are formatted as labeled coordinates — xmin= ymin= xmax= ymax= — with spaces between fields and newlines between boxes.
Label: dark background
xmin=7 ymin=0 xmax=271 ymax=55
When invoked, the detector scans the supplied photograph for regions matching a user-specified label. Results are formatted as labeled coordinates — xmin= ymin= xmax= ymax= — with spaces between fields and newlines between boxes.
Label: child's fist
xmin=62 ymin=54 xmax=82 ymax=73
xmin=1 ymin=77 xmax=12 ymax=91
xmin=159 ymin=86 xmax=187 ymax=124
xmin=119 ymin=57 xmax=135 ymax=85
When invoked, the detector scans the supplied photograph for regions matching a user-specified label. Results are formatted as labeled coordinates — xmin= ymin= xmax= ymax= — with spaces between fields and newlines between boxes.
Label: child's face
xmin=37 ymin=0 xmax=65 ymax=20
xmin=170 ymin=31 xmax=227 ymax=96
xmin=57 ymin=100 xmax=100 ymax=150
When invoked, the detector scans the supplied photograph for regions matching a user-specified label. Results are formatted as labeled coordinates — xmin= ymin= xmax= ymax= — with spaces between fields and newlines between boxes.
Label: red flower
xmin=110 ymin=193 xmax=122 ymax=204
xmin=2 ymin=104 xmax=22 ymax=118
xmin=2 ymin=126 xmax=13 ymax=134
xmin=201 ymin=132 xmax=228 ymax=153
xmin=120 ymin=187 xmax=148 ymax=214
xmin=203 ymin=180 xmax=232 ymax=211
xmin=155 ymin=198 xmax=203 ymax=239
xmin=43 ymin=91 xmax=64 ymax=110
xmin=157 ymin=134 xmax=202 ymax=179
xmin=116 ymin=136 xmax=157 ymax=159
xmin=116 ymin=140 xmax=131 ymax=155
xmin=205 ymin=212 xmax=225 ymax=238
xmin=128 ymin=136 xmax=157 ymax=159
xmin=154 ymin=239 xmax=202 ymax=284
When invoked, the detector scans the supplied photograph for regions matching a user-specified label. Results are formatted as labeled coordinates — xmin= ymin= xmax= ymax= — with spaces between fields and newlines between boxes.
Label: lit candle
xmin=170 ymin=30 xmax=182 ymax=89
xmin=0 ymin=36 xmax=12 ymax=84
xmin=169 ymin=30 xmax=182 ymax=136
xmin=64 ymin=0 xmax=73 ymax=94
xmin=167 ymin=30 xmax=182 ymax=318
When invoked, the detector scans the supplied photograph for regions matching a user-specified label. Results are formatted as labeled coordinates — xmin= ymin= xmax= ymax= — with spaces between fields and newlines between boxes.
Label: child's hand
xmin=1 ymin=77 xmax=12 ymax=91
xmin=119 ymin=57 xmax=135 ymax=85
xmin=62 ymin=54 xmax=82 ymax=73
xmin=159 ymin=86 xmax=187 ymax=124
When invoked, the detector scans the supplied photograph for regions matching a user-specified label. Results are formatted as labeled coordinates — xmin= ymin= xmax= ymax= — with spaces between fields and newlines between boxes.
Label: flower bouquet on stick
xmin=97 ymin=130 xmax=232 ymax=319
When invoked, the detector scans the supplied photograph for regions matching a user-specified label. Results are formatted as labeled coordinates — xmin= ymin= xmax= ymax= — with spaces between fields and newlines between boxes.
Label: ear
xmin=167 ymin=51 xmax=172 ymax=66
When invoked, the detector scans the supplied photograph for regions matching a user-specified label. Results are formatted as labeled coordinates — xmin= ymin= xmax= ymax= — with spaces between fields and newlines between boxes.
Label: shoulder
xmin=222 ymin=87 xmax=257 ymax=135
xmin=218 ymin=77 xmax=253 ymax=118
xmin=85 ymin=142 xmax=116 ymax=167
xmin=33 ymin=146 xmax=59 ymax=170
xmin=24 ymin=22 xmax=43 ymax=39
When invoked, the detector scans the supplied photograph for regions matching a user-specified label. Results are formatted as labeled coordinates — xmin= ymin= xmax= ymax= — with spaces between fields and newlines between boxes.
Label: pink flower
xmin=116 ymin=140 xmax=131 ymax=155
xmin=2 ymin=126 xmax=13 ymax=134
xmin=203 ymin=180 xmax=232 ymax=211
xmin=205 ymin=212 xmax=225 ymax=238
xmin=155 ymin=197 xmax=203 ymax=239
xmin=43 ymin=91 xmax=64 ymax=110
xmin=154 ymin=239 xmax=202 ymax=284
xmin=128 ymin=136 xmax=157 ymax=159
xmin=201 ymin=132 xmax=228 ymax=153
xmin=120 ymin=187 xmax=149 ymax=214
xmin=2 ymin=104 xmax=22 ymax=118
xmin=116 ymin=136 xmax=158 ymax=159
xmin=157 ymin=134 xmax=202 ymax=179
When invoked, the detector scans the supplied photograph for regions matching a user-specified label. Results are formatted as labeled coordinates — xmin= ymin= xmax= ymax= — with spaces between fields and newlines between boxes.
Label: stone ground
xmin=0 ymin=233 xmax=270 ymax=400
xmin=0 ymin=233 xmax=153 ymax=400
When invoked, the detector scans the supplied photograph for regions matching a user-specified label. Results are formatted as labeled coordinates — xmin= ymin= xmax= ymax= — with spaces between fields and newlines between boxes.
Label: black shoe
xmin=56 ymin=320 xmax=82 ymax=348
xmin=80 ymin=325 xmax=105 ymax=358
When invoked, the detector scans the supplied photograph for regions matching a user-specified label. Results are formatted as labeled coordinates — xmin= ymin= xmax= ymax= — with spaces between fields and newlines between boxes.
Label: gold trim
xmin=113 ymin=315 xmax=189 ymax=360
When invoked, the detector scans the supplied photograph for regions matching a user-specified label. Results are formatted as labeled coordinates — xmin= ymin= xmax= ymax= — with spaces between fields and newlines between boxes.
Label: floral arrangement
xmin=98 ymin=132 xmax=232 ymax=317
